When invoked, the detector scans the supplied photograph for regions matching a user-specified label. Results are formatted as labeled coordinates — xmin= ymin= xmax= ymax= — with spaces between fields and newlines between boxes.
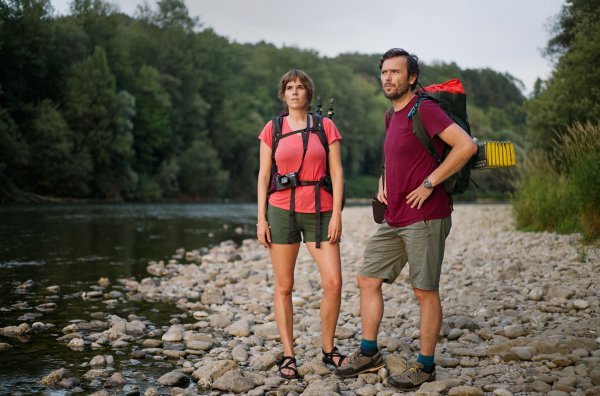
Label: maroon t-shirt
xmin=384 ymin=96 xmax=454 ymax=227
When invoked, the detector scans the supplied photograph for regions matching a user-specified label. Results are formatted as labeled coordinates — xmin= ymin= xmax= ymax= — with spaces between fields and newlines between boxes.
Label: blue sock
xmin=360 ymin=339 xmax=378 ymax=356
xmin=417 ymin=353 xmax=435 ymax=373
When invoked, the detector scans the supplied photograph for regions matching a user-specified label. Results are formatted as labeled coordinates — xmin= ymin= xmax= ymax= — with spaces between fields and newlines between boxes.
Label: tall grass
xmin=513 ymin=122 xmax=600 ymax=241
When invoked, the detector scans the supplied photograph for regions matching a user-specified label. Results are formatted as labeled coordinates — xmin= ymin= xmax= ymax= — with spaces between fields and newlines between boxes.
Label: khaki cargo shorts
xmin=360 ymin=217 xmax=451 ymax=290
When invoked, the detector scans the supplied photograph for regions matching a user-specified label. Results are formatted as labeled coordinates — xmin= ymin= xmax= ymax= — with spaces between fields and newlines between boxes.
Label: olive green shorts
xmin=360 ymin=217 xmax=452 ymax=290
xmin=267 ymin=204 xmax=332 ymax=244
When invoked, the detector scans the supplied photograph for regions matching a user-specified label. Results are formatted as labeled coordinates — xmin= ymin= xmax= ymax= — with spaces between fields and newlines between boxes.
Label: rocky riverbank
xmin=1 ymin=204 xmax=599 ymax=395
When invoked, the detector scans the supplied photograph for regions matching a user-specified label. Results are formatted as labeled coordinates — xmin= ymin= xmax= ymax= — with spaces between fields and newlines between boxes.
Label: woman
xmin=256 ymin=69 xmax=346 ymax=379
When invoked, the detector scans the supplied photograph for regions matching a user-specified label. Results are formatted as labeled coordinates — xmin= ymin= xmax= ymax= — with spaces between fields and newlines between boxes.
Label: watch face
xmin=424 ymin=179 xmax=433 ymax=189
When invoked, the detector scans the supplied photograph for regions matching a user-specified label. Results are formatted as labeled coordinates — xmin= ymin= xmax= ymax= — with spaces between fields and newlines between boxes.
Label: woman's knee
xmin=274 ymin=280 xmax=294 ymax=296
xmin=322 ymin=277 xmax=342 ymax=295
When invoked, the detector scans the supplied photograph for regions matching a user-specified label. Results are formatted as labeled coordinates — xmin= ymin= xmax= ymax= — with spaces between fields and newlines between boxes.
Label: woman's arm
xmin=257 ymin=140 xmax=272 ymax=247
xmin=327 ymin=140 xmax=343 ymax=243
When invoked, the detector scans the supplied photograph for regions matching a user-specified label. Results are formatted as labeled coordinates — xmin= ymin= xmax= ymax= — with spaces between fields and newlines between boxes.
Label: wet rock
xmin=36 ymin=302 xmax=57 ymax=312
xmin=39 ymin=368 xmax=67 ymax=386
xmin=104 ymin=372 xmax=126 ymax=388
xmin=67 ymin=338 xmax=84 ymax=348
xmin=161 ymin=325 xmax=185 ymax=342
xmin=58 ymin=377 xmax=80 ymax=389
xmin=46 ymin=285 xmax=60 ymax=293
xmin=0 ymin=323 xmax=30 ymax=338
xmin=90 ymin=355 xmax=106 ymax=367
xmin=17 ymin=312 xmax=43 ymax=321
xmin=157 ymin=371 xmax=189 ymax=387
xmin=0 ymin=342 xmax=12 ymax=351
xmin=83 ymin=369 xmax=110 ymax=380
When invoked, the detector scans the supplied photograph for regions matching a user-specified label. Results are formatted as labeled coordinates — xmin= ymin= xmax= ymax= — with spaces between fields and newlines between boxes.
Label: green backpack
xmin=384 ymin=79 xmax=476 ymax=194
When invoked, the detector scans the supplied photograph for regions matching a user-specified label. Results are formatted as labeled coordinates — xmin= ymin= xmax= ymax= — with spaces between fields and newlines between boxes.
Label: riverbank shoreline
xmin=1 ymin=204 xmax=599 ymax=395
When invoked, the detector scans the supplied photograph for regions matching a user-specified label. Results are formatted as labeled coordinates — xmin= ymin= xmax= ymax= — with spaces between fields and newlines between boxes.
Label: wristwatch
xmin=423 ymin=178 xmax=434 ymax=190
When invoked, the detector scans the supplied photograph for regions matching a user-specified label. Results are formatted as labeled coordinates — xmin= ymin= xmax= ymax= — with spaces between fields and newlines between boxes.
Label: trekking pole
xmin=327 ymin=98 xmax=335 ymax=120
xmin=316 ymin=96 xmax=323 ymax=116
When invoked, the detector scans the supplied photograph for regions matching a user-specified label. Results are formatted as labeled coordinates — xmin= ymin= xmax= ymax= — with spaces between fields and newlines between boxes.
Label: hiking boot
xmin=334 ymin=349 xmax=384 ymax=378
xmin=387 ymin=362 xmax=436 ymax=389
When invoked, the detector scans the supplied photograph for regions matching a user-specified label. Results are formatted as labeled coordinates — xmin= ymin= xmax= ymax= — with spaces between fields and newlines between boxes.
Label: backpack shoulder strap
xmin=384 ymin=107 xmax=394 ymax=131
xmin=271 ymin=115 xmax=285 ymax=172
xmin=312 ymin=114 xmax=329 ymax=154
xmin=408 ymin=94 xmax=442 ymax=163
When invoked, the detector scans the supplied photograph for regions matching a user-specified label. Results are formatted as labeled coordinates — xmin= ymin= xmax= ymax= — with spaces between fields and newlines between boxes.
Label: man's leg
xmin=358 ymin=275 xmax=385 ymax=341
xmin=388 ymin=217 xmax=450 ymax=389
xmin=414 ymin=288 xmax=442 ymax=368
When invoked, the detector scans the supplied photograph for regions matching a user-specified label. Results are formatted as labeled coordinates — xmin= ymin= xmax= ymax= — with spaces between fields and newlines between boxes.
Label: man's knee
xmin=413 ymin=288 xmax=439 ymax=302
xmin=357 ymin=274 xmax=382 ymax=292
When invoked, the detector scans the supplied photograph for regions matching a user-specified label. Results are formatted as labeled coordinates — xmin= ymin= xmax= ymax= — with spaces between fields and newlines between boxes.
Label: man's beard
xmin=384 ymin=84 xmax=411 ymax=100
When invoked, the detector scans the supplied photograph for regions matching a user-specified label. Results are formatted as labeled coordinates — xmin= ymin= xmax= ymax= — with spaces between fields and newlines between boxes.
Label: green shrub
xmin=514 ymin=122 xmax=600 ymax=240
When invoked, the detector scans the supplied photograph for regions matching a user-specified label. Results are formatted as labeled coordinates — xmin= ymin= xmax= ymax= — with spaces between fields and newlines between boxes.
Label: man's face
xmin=380 ymin=56 xmax=415 ymax=100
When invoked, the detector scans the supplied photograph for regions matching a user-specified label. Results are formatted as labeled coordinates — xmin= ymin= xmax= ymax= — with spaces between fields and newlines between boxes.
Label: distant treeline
xmin=1 ymin=0 xmax=527 ymax=202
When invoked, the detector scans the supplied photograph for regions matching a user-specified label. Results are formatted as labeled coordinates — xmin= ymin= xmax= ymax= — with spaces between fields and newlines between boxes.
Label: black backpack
xmin=385 ymin=79 xmax=476 ymax=194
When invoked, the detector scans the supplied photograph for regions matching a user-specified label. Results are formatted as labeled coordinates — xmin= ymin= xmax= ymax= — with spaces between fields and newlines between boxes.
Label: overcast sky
xmin=50 ymin=0 xmax=565 ymax=94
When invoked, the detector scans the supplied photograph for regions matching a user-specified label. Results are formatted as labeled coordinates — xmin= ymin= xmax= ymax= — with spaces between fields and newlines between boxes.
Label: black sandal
xmin=278 ymin=355 xmax=301 ymax=380
xmin=322 ymin=346 xmax=347 ymax=368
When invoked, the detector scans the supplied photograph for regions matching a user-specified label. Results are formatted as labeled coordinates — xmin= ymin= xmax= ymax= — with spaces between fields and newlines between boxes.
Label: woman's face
xmin=284 ymin=79 xmax=308 ymax=110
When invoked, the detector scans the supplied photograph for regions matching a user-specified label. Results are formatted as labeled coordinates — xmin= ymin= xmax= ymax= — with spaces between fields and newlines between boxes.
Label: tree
xmin=526 ymin=0 xmax=600 ymax=152
xmin=62 ymin=46 xmax=135 ymax=198
xmin=177 ymin=140 xmax=228 ymax=199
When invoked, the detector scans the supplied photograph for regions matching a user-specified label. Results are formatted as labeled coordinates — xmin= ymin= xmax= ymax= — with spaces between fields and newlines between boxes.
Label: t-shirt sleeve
xmin=419 ymin=100 xmax=454 ymax=138
xmin=258 ymin=120 xmax=273 ymax=148
xmin=322 ymin=117 xmax=342 ymax=145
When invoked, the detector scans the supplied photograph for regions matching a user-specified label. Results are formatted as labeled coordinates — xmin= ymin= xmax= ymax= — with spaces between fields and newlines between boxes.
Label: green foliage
xmin=177 ymin=140 xmax=228 ymax=199
xmin=514 ymin=122 xmax=600 ymax=240
xmin=345 ymin=175 xmax=378 ymax=199
xmin=516 ymin=0 xmax=600 ymax=240
xmin=526 ymin=0 xmax=600 ymax=152
xmin=0 ymin=0 xmax=527 ymax=202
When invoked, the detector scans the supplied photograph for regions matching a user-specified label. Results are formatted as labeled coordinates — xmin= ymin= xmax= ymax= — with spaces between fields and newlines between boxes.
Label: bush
xmin=513 ymin=122 xmax=600 ymax=240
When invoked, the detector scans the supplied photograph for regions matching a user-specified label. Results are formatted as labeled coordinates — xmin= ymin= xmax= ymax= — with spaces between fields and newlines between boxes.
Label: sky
xmin=50 ymin=0 xmax=566 ymax=94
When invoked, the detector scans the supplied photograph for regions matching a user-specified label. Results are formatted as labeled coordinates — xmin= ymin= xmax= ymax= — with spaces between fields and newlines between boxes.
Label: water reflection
xmin=0 ymin=203 xmax=256 ymax=393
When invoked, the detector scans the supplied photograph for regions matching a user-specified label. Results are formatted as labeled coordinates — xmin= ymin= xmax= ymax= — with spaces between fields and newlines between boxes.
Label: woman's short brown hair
xmin=278 ymin=69 xmax=314 ymax=111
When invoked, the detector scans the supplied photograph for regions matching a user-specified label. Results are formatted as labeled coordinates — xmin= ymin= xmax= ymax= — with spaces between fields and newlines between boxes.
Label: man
xmin=336 ymin=48 xmax=477 ymax=389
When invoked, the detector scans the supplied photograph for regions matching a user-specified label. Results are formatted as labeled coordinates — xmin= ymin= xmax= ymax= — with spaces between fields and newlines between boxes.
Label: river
xmin=0 ymin=203 xmax=257 ymax=394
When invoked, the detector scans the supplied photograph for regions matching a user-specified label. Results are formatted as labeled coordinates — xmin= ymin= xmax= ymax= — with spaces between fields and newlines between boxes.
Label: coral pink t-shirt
xmin=259 ymin=116 xmax=342 ymax=213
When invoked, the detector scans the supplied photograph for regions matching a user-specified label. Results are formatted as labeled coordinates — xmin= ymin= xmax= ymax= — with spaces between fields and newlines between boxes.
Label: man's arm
xmin=425 ymin=123 xmax=477 ymax=188
xmin=405 ymin=123 xmax=476 ymax=209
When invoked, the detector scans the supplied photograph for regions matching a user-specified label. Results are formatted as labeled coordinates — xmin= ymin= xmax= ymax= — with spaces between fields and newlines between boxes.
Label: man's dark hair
xmin=379 ymin=48 xmax=420 ymax=90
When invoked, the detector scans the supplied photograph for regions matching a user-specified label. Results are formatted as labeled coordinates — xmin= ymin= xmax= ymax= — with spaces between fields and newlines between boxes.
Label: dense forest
xmin=1 ymin=0 xmax=528 ymax=202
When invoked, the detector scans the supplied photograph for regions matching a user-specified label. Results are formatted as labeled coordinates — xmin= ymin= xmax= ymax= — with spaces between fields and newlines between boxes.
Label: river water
xmin=0 ymin=203 xmax=257 ymax=394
